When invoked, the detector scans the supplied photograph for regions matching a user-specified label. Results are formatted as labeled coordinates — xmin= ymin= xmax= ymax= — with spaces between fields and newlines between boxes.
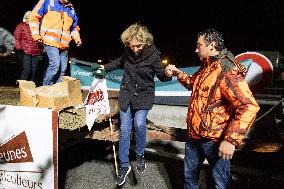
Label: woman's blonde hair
xmin=23 ymin=11 xmax=32 ymax=23
xmin=120 ymin=22 xmax=153 ymax=47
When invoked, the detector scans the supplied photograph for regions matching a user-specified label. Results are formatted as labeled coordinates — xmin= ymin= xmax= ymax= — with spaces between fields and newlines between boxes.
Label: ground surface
xmin=58 ymin=139 xmax=284 ymax=189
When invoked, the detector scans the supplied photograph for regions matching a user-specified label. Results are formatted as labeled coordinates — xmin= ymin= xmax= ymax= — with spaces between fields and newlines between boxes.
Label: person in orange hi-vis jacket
xmin=167 ymin=29 xmax=260 ymax=189
xmin=29 ymin=0 xmax=82 ymax=86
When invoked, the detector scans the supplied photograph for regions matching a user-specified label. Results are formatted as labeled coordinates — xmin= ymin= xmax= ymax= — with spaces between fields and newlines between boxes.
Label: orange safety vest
xmin=29 ymin=0 xmax=80 ymax=49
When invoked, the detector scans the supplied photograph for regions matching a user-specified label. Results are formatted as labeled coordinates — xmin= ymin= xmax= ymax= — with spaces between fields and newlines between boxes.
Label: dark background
xmin=1 ymin=0 xmax=284 ymax=67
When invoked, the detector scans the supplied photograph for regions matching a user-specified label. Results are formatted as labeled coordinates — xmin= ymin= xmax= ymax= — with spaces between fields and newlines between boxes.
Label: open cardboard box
xmin=17 ymin=76 xmax=83 ymax=110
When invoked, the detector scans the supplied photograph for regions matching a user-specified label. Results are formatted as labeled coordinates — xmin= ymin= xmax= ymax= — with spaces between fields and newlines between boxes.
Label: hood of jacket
xmin=209 ymin=48 xmax=233 ymax=62
xmin=204 ymin=48 xmax=246 ymax=76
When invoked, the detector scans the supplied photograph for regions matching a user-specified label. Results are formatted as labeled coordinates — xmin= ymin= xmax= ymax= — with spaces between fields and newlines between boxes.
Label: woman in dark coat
xmin=95 ymin=23 xmax=172 ymax=186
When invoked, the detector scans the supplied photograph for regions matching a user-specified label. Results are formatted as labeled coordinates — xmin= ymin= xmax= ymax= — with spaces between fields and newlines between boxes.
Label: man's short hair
xmin=198 ymin=29 xmax=225 ymax=51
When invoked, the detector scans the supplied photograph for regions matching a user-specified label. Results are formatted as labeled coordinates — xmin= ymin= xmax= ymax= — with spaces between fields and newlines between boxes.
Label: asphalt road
xmin=58 ymin=138 xmax=284 ymax=189
xmin=59 ymin=139 xmax=185 ymax=189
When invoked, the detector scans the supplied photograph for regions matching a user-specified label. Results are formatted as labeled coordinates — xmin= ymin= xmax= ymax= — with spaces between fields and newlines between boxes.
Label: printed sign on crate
xmin=0 ymin=105 xmax=58 ymax=189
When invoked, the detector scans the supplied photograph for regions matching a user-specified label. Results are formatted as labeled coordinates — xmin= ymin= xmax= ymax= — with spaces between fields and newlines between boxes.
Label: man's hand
xmin=34 ymin=35 xmax=43 ymax=44
xmin=165 ymin=64 xmax=182 ymax=77
xmin=218 ymin=140 xmax=235 ymax=160
xmin=36 ymin=38 xmax=43 ymax=43
xmin=75 ymin=38 xmax=82 ymax=46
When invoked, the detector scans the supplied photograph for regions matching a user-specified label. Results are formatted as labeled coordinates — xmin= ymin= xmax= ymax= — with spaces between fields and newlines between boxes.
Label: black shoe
xmin=136 ymin=155 xmax=146 ymax=173
xmin=116 ymin=165 xmax=131 ymax=186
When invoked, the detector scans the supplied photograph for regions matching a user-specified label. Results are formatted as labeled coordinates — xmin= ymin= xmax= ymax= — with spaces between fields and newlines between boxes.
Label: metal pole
xmin=109 ymin=118 xmax=118 ymax=176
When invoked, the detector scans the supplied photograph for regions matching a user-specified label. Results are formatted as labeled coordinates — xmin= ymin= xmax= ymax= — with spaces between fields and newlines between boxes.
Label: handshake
xmin=91 ymin=63 xmax=106 ymax=79
xmin=165 ymin=64 xmax=182 ymax=77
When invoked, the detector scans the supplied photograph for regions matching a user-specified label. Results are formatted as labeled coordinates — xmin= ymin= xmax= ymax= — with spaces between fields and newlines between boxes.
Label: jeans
xmin=43 ymin=45 xmax=68 ymax=86
xmin=184 ymin=139 xmax=231 ymax=189
xmin=119 ymin=104 xmax=149 ymax=168
xmin=20 ymin=54 xmax=39 ymax=82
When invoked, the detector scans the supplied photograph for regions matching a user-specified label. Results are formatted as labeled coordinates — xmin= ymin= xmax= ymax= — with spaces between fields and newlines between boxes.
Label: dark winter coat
xmin=104 ymin=44 xmax=172 ymax=110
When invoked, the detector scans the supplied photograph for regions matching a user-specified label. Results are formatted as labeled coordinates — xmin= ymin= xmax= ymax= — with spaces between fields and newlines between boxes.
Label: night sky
xmin=2 ymin=0 xmax=284 ymax=67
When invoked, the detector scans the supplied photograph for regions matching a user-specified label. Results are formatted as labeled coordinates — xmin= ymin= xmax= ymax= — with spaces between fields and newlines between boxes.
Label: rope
xmin=255 ymin=96 xmax=284 ymax=123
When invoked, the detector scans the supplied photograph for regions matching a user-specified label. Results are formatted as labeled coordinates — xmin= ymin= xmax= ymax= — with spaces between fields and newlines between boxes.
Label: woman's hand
xmin=165 ymin=64 xmax=182 ymax=77
xmin=165 ymin=64 xmax=174 ymax=77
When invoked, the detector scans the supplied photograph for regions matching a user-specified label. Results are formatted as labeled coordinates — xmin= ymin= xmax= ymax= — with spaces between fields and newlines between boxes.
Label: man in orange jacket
xmin=29 ymin=0 xmax=82 ymax=86
xmin=167 ymin=29 xmax=260 ymax=189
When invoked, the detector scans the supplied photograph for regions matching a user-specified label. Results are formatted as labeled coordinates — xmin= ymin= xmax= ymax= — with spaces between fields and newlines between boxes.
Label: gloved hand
xmin=91 ymin=63 xmax=106 ymax=78
xmin=15 ymin=49 xmax=24 ymax=55
xmin=14 ymin=49 xmax=24 ymax=64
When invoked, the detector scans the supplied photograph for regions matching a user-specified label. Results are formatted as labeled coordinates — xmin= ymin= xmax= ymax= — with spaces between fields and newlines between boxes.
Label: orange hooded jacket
xmin=178 ymin=49 xmax=260 ymax=146
xmin=29 ymin=0 xmax=80 ymax=49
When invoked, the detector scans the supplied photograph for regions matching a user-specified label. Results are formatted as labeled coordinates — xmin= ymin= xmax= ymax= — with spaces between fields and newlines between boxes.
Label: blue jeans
xmin=43 ymin=45 xmax=68 ymax=86
xmin=184 ymin=139 xmax=232 ymax=189
xmin=119 ymin=104 xmax=149 ymax=168
xmin=20 ymin=54 xmax=39 ymax=82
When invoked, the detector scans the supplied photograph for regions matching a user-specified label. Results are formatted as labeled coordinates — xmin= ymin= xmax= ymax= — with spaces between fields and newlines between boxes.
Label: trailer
xmin=65 ymin=51 xmax=284 ymax=147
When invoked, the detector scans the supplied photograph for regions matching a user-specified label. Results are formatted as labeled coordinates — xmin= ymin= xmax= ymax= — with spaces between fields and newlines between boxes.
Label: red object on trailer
xmin=236 ymin=51 xmax=273 ymax=92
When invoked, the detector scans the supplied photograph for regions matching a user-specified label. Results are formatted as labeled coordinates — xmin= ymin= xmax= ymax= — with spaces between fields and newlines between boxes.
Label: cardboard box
xmin=17 ymin=76 xmax=83 ymax=109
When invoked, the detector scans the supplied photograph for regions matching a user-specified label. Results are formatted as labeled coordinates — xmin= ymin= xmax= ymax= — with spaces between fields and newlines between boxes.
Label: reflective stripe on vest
xmin=43 ymin=35 xmax=69 ymax=46
xmin=41 ymin=27 xmax=71 ymax=38
xmin=31 ymin=30 xmax=40 ymax=35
